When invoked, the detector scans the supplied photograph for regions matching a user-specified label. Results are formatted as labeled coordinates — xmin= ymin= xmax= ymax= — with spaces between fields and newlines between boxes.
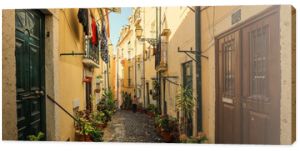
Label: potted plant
xmin=154 ymin=115 xmax=162 ymax=134
xmin=146 ymin=104 xmax=157 ymax=117
xmin=89 ymin=128 xmax=104 ymax=142
xmin=159 ymin=115 xmax=172 ymax=142
xmin=169 ymin=116 xmax=180 ymax=142
xmin=91 ymin=111 xmax=107 ymax=129
xmin=75 ymin=120 xmax=94 ymax=141
xmin=175 ymin=86 xmax=195 ymax=135
xmin=181 ymin=132 xmax=208 ymax=143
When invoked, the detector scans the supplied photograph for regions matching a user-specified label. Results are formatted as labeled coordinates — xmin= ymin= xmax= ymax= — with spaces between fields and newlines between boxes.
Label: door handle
xmin=35 ymin=90 xmax=45 ymax=96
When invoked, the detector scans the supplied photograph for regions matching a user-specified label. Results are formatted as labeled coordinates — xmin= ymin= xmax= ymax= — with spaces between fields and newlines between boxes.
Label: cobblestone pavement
xmin=103 ymin=110 xmax=162 ymax=142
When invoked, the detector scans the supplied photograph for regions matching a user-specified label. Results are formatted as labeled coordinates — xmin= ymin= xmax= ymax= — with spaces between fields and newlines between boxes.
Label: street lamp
xmin=135 ymin=25 xmax=157 ymax=47
xmin=135 ymin=25 xmax=143 ymax=39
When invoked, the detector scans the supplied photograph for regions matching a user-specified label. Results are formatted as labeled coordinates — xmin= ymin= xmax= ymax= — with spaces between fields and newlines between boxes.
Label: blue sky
xmin=109 ymin=7 xmax=132 ymax=53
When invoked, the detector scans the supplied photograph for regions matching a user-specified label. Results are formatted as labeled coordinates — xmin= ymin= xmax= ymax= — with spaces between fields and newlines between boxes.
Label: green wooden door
xmin=15 ymin=10 xmax=45 ymax=140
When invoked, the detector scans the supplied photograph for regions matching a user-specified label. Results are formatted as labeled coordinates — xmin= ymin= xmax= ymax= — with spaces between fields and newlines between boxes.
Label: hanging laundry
xmin=91 ymin=18 xmax=98 ymax=46
xmin=100 ymin=21 xmax=108 ymax=64
xmin=77 ymin=8 xmax=89 ymax=35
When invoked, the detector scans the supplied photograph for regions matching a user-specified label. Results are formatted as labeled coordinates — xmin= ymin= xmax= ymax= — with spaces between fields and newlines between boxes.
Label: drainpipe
xmin=195 ymin=6 xmax=203 ymax=132
xmin=155 ymin=7 xmax=161 ymax=114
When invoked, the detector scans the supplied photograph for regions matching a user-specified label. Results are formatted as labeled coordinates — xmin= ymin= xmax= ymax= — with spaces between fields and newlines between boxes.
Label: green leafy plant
xmin=147 ymin=104 xmax=157 ymax=113
xmin=28 ymin=132 xmax=45 ymax=141
xmin=152 ymin=79 xmax=160 ymax=100
xmin=102 ymin=88 xmax=116 ymax=112
xmin=90 ymin=128 xmax=104 ymax=142
xmin=176 ymin=86 xmax=195 ymax=134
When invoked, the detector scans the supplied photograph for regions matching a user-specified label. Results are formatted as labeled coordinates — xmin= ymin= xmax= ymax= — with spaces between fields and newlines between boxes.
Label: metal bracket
xmin=139 ymin=38 xmax=158 ymax=47
xmin=177 ymin=47 xmax=209 ymax=62
xmin=60 ymin=51 xmax=86 ymax=56
xmin=162 ymin=76 xmax=180 ymax=86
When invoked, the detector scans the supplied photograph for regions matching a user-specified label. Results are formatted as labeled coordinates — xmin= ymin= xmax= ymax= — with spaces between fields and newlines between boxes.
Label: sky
xmin=109 ymin=7 xmax=132 ymax=54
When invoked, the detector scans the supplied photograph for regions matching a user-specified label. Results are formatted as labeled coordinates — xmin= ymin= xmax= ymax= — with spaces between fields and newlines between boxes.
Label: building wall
xmin=57 ymin=8 xmax=107 ymax=141
xmin=279 ymin=5 xmax=295 ymax=144
xmin=43 ymin=9 xmax=60 ymax=141
xmin=142 ymin=7 xmax=158 ymax=106
xmin=2 ymin=9 xmax=18 ymax=140
xmin=291 ymin=7 xmax=296 ymax=143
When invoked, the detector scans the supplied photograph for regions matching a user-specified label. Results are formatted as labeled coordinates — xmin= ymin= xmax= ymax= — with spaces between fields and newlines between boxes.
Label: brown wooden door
xmin=216 ymin=7 xmax=280 ymax=144
xmin=241 ymin=11 xmax=280 ymax=144
xmin=216 ymin=31 xmax=241 ymax=144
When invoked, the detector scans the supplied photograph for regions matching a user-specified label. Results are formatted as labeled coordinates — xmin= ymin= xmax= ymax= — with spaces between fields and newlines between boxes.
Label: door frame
xmin=215 ymin=6 xmax=280 ymax=143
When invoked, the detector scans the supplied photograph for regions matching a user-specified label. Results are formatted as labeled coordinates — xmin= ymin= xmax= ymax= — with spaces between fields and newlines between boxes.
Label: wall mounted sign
xmin=232 ymin=9 xmax=241 ymax=25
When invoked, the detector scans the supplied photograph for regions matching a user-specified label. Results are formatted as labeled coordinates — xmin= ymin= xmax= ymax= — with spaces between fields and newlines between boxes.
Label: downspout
xmin=195 ymin=6 xmax=203 ymax=132
xmin=155 ymin=7 xmax=161 ymax=114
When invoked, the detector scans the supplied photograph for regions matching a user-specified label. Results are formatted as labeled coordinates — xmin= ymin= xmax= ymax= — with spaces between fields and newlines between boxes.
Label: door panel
xmin=15 ymin=10 xmax=45 ymax=140
xmin=217 ymin=31 xmax=241 ymax=144
xmin=241 ymin=11 xmax=280 ymax=144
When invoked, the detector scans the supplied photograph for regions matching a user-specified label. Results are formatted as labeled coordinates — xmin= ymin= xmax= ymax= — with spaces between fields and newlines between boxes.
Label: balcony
xmin=82 ymin=37 xmax=100 ymax=68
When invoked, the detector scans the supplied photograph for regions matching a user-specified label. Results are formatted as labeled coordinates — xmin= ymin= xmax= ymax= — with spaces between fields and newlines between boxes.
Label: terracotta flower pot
xmin=75 ymin=132 xmax=85 ymax=141
xmin=156 ymin=127 xmax=161 ymax=134
xmin=147 ymin=112 xmax=155 ymax=117
xmin=161 ymin=131 xmax=173 ymax=143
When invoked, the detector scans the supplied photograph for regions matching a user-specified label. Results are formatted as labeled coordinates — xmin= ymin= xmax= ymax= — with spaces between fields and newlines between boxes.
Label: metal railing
xmin=46 ymin=95 xmax=82 ymax=126
xmin=84 ymin=36 xmax=100 ymax=65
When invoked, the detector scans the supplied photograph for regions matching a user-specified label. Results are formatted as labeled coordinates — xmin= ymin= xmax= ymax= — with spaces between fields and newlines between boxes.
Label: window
xmin=223 ymin=39 xmax=235 ymax=97
xmin=182 ymin=61 xmax=193 ymax=90
xmin=128 ymin=51 xmax=131 ymax=61
xmin=128 ymin=67 xmax=131 ymax=86
xmin=250 ymin=26 xmax=269 ymax=99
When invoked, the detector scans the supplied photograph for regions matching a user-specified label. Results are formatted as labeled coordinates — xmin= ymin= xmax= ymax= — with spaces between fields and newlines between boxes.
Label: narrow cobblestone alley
xmin=103 ymin=110 xmax=162 ymax=142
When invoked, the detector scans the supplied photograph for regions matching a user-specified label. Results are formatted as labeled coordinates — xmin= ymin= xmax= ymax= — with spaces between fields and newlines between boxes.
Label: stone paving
xmin=103 ymin=110 xmax=162 ymax=142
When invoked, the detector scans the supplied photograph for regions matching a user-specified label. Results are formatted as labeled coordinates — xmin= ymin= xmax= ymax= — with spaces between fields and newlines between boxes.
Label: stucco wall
xmin=57 ymin=8 xmax=106 ymax=141
xmin=2 ymin=9 xmax=18 ymax=140
xmin=43 ymin=9 xmax=60 ymax=141
xmin=279 ymin=5 xmax=294 ymax=144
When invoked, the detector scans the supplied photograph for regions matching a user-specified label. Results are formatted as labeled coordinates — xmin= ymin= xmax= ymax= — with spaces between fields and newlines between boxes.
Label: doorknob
xmin=35 ymin=90 xmax=45 ymax=96
xmin=39 ymin=91 xmax=45 ymax=96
